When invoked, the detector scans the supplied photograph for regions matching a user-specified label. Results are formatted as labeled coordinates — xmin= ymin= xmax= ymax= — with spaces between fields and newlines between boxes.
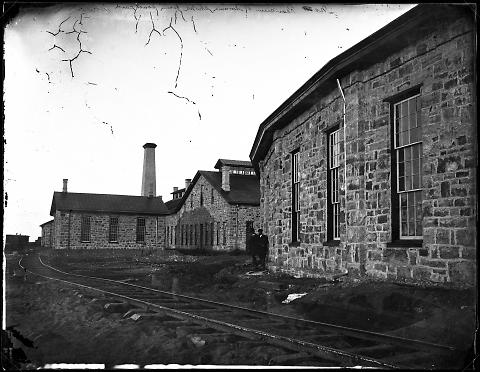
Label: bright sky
xmin=4 ymin=3 xmax=416 ymax=239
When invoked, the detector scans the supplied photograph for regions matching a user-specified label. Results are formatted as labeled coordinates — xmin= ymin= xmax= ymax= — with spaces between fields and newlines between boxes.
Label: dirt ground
xmin=3 ymin=249 xmax=477 ymax=369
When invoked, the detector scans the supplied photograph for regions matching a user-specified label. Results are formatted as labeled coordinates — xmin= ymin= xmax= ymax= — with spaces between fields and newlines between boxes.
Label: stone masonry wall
xmin=165 ymin=174 xmax=260 ymax=251
xmin=41 ymin=222 xmax=54 ymax=248
xmin=260 ymin=9 xmax=476 ymax=285
xmin=53 ymin=211 xmax=165 ymax=249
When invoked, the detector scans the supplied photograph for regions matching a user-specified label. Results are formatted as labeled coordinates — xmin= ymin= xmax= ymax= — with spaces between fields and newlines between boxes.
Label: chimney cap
xmin=143 ymin=143 xmax=157 ymax=149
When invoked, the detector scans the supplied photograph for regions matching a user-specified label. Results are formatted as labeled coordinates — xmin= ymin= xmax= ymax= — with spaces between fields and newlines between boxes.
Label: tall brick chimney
xmin=141 ymin=143 xmax=157 ymax=197
xmin=63 ymin=179 xmax=68 ymax=193
xmin=221 ymin=166 xmax=230 ymax=192
xmin=173 ymin=187 xmax=178 ymax=192
xmin=185 ymin=179 xmax=191 ymax=189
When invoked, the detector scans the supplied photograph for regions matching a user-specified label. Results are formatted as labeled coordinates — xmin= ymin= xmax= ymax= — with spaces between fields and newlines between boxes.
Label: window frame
xmin=326 ymin=126 xmax=342 ymax=241
xmin=136 ymin=217 xmax=146 ymax=243
xmin=80 ymin=215 xmax=91 ymax=242
xmin=390 ymin=91 xmax=423 ymax=242
xmin=108 ymin=216 xmax=119 ymax=243
xmin=291 ymin=149 xmax=300 ymax=243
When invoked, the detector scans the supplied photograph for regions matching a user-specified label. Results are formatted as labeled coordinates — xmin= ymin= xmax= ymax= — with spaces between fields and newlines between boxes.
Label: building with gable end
xmin=164 ymin=159 xmax=260 ymax=251
xmin=249 ymin=4 xmax=476 ymax=285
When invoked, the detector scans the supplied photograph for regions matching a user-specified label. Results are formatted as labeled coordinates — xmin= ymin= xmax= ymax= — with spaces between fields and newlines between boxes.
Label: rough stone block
xmin=383 ymin=247 xmax=408 ymax=265
xmin=455 ymin=229 xmax=474 ymax=246
xmin=397 ymin=266 xmax=412 ymax=280
xmin=412 ymin=267 xmax=432 ymax=281
xmin=448 ymin=260 xmax=476 ymax=285
xmin=438 ymin=246 xmax=460 ymax=259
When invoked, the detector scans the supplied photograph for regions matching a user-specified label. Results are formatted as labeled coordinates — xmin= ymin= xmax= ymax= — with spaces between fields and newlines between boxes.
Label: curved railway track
xmin=19 ymin=254 xmax=461 ymax=369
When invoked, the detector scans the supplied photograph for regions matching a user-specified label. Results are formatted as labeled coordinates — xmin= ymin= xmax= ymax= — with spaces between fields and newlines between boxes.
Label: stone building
xmin=43 ymin=143 xmax=169 ymax=250
xmin=48 ymin=187 xmax=168 ymax=250
xmin=164 ymin=159 xmax=260 ymax=251
xmin=249 ymin=5 xmax=476 ymax=285
xmin=5 ymin=234 xmax=30 ymax=253
xmin=40 ymin=219 xmax=54 ymax=248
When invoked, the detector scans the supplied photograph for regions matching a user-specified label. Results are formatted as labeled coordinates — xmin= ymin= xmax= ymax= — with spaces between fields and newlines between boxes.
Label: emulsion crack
xmin=46 ymin=16 xmax=70 ymax=36
xmin=48 ymin=44 xmax=65 ymax=52
xmin=145 ymin=12 xmax=162 ymax=46
xmin=167 ymin=91 xmax=196 ymax=105
xmin=163 ymin=18 xmax=183 ymax=89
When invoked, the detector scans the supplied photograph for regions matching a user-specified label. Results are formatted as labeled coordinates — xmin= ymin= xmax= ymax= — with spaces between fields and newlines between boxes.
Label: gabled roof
xmin=249 ymin=4 xmax=473 ymax=171
xmin=40 ymin=219 xmax=54 ymax=227
xmin=196 ymin=171 xmax=260 ymax=206
xmin=167 ymin=170 xmax=260 ymax=213
xmin=50 ymin=192 xmax=169 ymax=216
xmin=214 ymin=159 xmax=253 ymax=170
xmin=165 ymin=197 xmax=184 ymax=213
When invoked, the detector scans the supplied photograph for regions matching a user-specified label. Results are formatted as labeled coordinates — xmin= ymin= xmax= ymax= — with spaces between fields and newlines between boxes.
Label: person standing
xmin=246 ymin=230 xmax=259 ymax=267
xmin=257 ymin=229 xmax=269 ymax=270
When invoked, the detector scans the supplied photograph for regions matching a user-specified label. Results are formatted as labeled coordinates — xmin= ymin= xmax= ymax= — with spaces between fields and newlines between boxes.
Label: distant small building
xmin=49 ymin=189 xmax=169 ymax=249
xmin=5 ymin=234 xmax=29 ymax=252
xmin=40 ymin=220 xmax=54 ymax=248
xmin=165 ymin=159 xmax=260 ymax=251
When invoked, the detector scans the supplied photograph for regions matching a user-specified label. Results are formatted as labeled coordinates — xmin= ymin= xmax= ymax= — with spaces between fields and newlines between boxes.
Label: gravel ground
xmin=3 ymin=249 xmax=477 ymax=369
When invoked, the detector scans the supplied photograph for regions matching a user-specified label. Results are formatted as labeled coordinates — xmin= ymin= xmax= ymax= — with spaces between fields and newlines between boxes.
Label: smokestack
xmin=63 ymin=179 xmax=68 ymax=193
xmin=173 ymin=187 xmax=178 ymax=192
xmin=221 ymin=166 xmax=230 ymax=192
xmin=185 ymin=179 xmax=191 ymax=189
xmin=141 ymin=143 xmax=157 ymax=197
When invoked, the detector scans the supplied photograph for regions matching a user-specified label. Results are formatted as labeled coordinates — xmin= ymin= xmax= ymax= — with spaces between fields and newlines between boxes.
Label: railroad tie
xmin=344 ymin=343 xmax=396 ymax=357
xmin=382 ymin=350 xmax=436 ymax=366
xmin=297 ymin=333 xmax=339 ymax=341
xmin=269 ymin=352 xmax=312 ymax=364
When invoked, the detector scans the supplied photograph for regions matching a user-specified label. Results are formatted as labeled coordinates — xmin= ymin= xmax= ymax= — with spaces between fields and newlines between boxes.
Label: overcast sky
xmin=4 ymin=3 xmax=416 ymax=239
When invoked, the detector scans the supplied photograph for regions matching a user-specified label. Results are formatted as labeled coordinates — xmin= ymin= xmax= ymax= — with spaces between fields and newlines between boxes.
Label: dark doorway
xmin=246 ymin=220 xmax=254 ymax=250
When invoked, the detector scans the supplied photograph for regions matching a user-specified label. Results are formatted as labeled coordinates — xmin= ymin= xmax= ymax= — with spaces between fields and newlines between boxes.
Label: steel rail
xmin=19 ymin=256 xmax=397 ymax=368
xmin=36 ymin=255 xmax=456 ymax=352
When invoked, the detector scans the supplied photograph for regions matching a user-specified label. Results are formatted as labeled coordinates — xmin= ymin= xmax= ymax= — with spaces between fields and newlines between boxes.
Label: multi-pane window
xmin=394 ymin=95 xmax=423 ymax=238
xmin=108 ymin=217 xmax=119 ymax=242
xmin=292 ymin=150 xmax=300 ymax=242
xmin=211 ymin=188 xmax=214 ymax=204
xmin=328 ymin=129 xmax=342 ymax=240
xmin=200 ymin=185 xmax=204 ymax=206
xmin=217 ymin=222 xmax=220 ymax=245
xmin=210 ymin=222 xmax=214 ymax=245
xmin=194 ymin=224 xmax=198 ymax=245
xmin=136 ymin=217 xmax=146 ymax=242
xmin=80 ymin=215 xmax=91 ymax=242
xmin=223 ymin=222 xmax=227 ymax=244
xmin=205 ymin=223 xmax=209 ymax=246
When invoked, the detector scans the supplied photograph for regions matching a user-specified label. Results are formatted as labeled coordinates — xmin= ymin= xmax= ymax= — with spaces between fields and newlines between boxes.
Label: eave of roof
xmin=173 ymin=170 xmax=260 ymax=211
xmin=248 ymin=4 xmax=470 ymax=172
xmin=50 ymin=192 xmax=170 ymax=216
xmin=40 ymin=219 xmax=54 ymax=227
xmin=214 ymin=159 xmax=253 ymax=170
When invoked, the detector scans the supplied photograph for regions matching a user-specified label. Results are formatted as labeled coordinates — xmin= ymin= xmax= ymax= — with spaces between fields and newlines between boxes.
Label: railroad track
xmin=19 ymin=254 xmax=461 ymax=369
